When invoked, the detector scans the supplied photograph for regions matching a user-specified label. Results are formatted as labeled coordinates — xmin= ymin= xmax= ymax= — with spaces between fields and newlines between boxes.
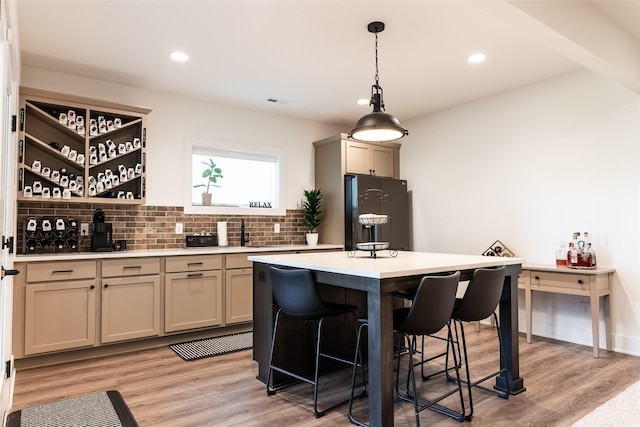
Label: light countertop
xmin=15 ymin=244 xmax=343 ymax=262
xmin=248 ymin=250 xmax=527 ymax=279
xmin=522 ymin=263 xmax=615 ymax=274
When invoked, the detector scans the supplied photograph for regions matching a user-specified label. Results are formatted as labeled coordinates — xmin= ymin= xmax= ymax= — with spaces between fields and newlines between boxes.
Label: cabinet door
xmin=165 ymin=271 xmax=222 ymax=332
xmin=370 ymin=145 xmax=395 ymax=178
xmin=101 ymin=275 xmax=160 ymax=343
xmin=345 ymin=140 xmax=396 ymax=178
xmin=225 ymin=268 xmax=253 ymax=324
xmin=24 ymin=280 xmax=97 ymax=355
xmin=345 ymin=140 xmax=372 ymax=175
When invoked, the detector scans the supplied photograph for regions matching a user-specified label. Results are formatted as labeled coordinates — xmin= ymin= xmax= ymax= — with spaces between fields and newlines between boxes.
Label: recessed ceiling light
xmin=467 ymin=53 xmax=486 ymax=64
xmin=357 ymin=98 xmax=370 ymax=106
xmin=169 ymin=51 xmax=189 ymax=62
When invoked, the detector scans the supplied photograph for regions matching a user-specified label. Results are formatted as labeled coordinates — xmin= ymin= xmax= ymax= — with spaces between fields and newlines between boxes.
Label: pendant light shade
xmin=350 ymin=22 xmax=408 ymax=142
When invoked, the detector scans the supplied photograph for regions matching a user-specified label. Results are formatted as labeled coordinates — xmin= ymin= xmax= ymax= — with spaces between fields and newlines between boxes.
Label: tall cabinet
xmin=313 ymin=133 xmax=400 ymax=245
xmin=18 ymin=87 xmax=151 ymax=204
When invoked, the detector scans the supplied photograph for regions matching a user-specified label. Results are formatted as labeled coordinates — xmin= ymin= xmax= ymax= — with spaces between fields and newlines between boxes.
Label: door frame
xmin=0 ymin=1 xmax=21 ymax=424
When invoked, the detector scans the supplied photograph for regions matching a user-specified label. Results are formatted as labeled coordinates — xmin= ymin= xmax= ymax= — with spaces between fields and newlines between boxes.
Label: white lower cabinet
xmin=164 ymin=254 xmax=224 ymax=333
xmin=24 ymin=279 xmax=97 ymax=355
xmin=225 ymin=269 xmax=253 ymax=324
xmin=101 ymin=275 xmax=161 ymax=343
xmin=165 ymin=271 xmax=223 ymax=332
xmin=101 ymin=257 xmax=161 ymax=343
xmin=224 ymin=253 xmax=254 ymax=325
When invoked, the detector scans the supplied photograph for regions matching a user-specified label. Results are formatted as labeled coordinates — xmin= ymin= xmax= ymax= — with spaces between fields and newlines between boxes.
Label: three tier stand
xmin=348 ymin=213 xmax=398 ymax=259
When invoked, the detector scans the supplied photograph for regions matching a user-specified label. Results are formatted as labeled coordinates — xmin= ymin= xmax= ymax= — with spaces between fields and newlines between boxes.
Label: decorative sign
xmin=482 ymin=240 xmax=515 ymax=257
xmin=249 ymin=202 xmax=272 ymax=208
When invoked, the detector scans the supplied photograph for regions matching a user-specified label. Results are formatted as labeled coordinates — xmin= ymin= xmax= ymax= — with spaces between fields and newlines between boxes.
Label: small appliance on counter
xmin=186 ymin=234 xmax=218 ymax=248
xmin=91 ymin=208 xmax=113 ymax=252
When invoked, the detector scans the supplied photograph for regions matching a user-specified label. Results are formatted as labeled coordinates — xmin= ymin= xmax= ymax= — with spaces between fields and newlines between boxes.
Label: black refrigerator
xmin=344 ymin=174 xmax=410 ymax=251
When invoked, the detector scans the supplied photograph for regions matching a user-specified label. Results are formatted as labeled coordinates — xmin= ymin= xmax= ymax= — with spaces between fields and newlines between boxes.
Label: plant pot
xmin=306 ymin=232 xmax=319 ymax=246
xmin=202 ymin=192 xmax=212 ymax=206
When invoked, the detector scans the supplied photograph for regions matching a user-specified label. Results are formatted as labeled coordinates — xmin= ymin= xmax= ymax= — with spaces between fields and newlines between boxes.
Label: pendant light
xmin=350 ymin=21 xmax=408 ymax=142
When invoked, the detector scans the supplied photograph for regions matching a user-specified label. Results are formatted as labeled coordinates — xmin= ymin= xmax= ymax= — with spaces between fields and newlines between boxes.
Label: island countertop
xmin=248 ymin=250 xmax=527 ymax=279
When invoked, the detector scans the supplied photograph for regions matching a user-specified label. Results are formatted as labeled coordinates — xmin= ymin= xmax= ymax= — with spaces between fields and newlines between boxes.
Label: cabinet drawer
xmin=530 ymin=271 xmax=590 ymax=290
xmin=225 ymin=253 xmax=253 ymax=269
xmin=165 ymin=255 xmax=222 ymax=273
xmin=102 ymin=257 xmax=160 ymax=277
xmin=26 ymin=260 xmax=97 ymax=282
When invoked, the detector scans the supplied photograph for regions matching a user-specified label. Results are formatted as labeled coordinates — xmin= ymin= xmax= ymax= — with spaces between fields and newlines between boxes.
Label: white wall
xmin=402 ymin=69 xmax=640 ymax=355
xmin=20 ymin=66 xmax=343 ymax=209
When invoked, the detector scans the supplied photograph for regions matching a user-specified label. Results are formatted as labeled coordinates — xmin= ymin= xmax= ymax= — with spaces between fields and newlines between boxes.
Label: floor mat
xmin=7 ymin=390 xmax=137 ymax=427
xmin=169 ymin=331 xmax=253 ymax=361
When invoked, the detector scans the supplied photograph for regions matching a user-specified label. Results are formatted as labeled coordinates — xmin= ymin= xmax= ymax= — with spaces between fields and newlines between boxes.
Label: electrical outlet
xmin=274 ymin=223 xmax=280 ymax=233
xmin=580 ymin=301 xmax=589 ymax=314
xmin=175 ymin=223 xmax=184 ymax=234
xmin=80 ymin=223 xmax=89 ymax=236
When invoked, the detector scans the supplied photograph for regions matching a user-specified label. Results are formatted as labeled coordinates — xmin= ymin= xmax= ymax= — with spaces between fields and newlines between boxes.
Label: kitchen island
xmin=250 ymin=250 xmax=526 ymax=427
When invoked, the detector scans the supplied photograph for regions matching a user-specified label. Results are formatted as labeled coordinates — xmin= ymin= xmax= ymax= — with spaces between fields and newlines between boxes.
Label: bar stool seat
xmin=267 ymin=266 xmax=359 ymax=418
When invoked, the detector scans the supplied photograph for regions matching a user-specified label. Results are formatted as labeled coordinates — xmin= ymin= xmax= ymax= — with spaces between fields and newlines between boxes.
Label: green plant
xmin=193 ymin=159 xmax=223 ymax=193
xmin=302 ymin=188 xmax=323 ymax=232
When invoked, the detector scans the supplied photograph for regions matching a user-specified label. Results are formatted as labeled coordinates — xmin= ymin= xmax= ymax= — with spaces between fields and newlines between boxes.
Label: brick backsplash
xmin=17 ymin=201 xmax=306 ymax=254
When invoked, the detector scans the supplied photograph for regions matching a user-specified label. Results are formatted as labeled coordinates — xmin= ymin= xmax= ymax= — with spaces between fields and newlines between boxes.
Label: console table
xmin=519 ymin=265 xmax=614 ymax=358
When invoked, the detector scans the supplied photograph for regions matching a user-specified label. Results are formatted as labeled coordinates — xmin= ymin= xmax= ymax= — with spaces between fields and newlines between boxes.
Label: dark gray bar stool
xmin=267 ymin=266 xmax=359 ymax=418
xmin=446 ymin=265 xmax=509 ymax=419
xmin=349 ymin=271 xmax=464 ymax=426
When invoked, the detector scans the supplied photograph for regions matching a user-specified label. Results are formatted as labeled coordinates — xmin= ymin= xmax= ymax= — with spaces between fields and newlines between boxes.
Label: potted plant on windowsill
xmin=193 ymin=159 xmax=223 ymax=206
xmin=302 ymin=188 xmax=323 ymax=245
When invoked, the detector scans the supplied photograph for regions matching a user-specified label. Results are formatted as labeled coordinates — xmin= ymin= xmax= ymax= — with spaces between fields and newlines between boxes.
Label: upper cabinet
xmin=18 ymin=88 xmax=152 ymax=204
xmin=344 ymin=140 xmax=396 ymax=178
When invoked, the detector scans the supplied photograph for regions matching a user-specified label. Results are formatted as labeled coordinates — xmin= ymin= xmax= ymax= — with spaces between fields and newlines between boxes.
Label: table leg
xmin=526 ymin=287 xmax=532 ymax=344
xmin=604 ymin=294 xmax=612 ymax=352
xmin=497 ymin=271 xmax=525 ymax=394
xmin=367 ymin=291 xmax=395 ymax=427
xmin=590 ymin=290 xmax=600 ymax=358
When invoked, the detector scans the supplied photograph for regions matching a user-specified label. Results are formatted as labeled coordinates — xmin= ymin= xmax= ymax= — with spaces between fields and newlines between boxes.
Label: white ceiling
xmin=15 ymin=1 xmax=640 ymax=128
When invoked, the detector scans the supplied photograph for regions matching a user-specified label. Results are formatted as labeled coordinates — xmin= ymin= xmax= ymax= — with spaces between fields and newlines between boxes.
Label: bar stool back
xmin=267 ymin=266 xmax=359 ymax=418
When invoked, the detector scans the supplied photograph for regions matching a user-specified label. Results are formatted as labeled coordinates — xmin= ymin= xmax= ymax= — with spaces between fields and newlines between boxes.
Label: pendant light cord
xmin=374 ymin=31 xmax=379 ymax=88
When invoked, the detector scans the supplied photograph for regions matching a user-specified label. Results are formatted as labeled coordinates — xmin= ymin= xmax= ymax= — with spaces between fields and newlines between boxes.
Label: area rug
xmin=7 ymin=390 xmax=138 ymax=427
xmin=571 ymin=379 xmax=640 ymax=426
xmin=169 ymin=331 xmax=253 ymax=361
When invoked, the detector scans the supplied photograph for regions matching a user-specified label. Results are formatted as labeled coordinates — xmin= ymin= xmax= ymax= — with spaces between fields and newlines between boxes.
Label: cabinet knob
xmin=90 ymin=285 xmax=95 ymax=290
xmin=104 ymin=284 xmax=109 ymax=288
xmin=578 ymin=279 xmax=583 ymax=285
xmin=534 ymin=276 xmax=540 ymax=281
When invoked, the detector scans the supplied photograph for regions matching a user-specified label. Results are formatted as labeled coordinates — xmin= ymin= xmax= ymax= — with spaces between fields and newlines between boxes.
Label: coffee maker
xmin=91 ymin=208 xmax=113 ymax=252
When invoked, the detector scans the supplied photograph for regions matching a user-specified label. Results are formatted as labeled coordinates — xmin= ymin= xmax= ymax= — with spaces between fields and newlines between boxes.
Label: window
xmin=184 ymin=137 xmax=286 ymax=215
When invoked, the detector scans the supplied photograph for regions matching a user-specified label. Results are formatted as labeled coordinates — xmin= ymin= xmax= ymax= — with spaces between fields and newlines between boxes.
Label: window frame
xmin=184 ymin=136 xmax=287 ymax=216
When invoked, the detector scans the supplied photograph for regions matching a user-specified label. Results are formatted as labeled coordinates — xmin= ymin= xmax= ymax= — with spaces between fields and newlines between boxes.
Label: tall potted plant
xmin=302 ymin=188 xmax=323 ymax=245
xmin=193 ymin=159 xmax=223 ymax=206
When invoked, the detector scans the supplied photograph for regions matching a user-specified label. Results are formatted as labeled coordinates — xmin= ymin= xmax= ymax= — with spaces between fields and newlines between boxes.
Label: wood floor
xmin=10 ymin=327 xmax=640 ymax=427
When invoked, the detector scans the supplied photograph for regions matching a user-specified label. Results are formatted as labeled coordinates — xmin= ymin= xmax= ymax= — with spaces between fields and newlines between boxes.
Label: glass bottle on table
xmin=567 ymin=242 xmax=577 ymax=267
xmin=556 ymin=242 xmax=567 ymax=267
xmin=588 ymin=243 xmax=597 ymax=268
xmin=567 ymin=232 xmax=579 ymax=267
